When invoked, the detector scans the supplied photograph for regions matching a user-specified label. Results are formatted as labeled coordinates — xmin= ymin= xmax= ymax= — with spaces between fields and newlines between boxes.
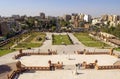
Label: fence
xmin=7 ymin=70 xmax=20 ymax=79
xmin=95 ymin=65 xmax=120 ymax=70
xmin=14 ymin=52 xmax=57 ymax=59
xmin=85 ymin=52 xmax=109 ymax=55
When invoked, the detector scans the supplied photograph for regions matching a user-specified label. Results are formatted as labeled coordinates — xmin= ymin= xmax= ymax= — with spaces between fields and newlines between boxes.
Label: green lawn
xmin=0 ymin=33 xmax=30 ymax=56
xmin=0 ymin=49 xmax=14 ymax=56
xmin=74 ymin=33 xmax=110 ymax=47
xmin=115 ymin=48 xmax=120 ymax=51
xmin=15 ymin=32 xmax=46 ymax=48
xmin=52 ymin=35 xmax=73 ymax=45
xmin=0 ymin=33 xmax=30 ymax=49
xmin=15 ymin=43 xmax=41 ymax=48
xmin=0 ymin=32 xmax=45 ymax=56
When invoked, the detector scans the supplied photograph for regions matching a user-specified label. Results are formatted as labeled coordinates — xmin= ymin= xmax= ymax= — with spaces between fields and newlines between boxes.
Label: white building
xmin=113 ymin=15 xmax=118 ymax=22
xmin=79 ymin=13 xmax=84 ymax=21
xmin=84 ymin=14 xmax=92 ymax=22
xmin=110 ymin=21 xmax=117 ymax=27
xmin=92 ymin=18 xmax=101 ymax=25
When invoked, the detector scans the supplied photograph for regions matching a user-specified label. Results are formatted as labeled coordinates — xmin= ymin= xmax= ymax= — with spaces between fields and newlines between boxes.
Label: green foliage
xmin=21 ymin=24 xmax=29 ymax=29
xmin=15 ymin=32 xmax=46 ymax=48
xmin=25 ymin=17 xmax=35 ymax=29
xmin=37 ymin=37 xmax=42 ymax=41
xmin=74 ymin=33 xmax=110 ymax=47
xmin=6 ymin=31 xmax=16 ymax=38
xmin=60 ymin=20 xmax=70 ymax=27
xmin=79 ymin=21 xmax=85 ymax=27
xmin=0 ymin=33 xmax=30 ymax=49
xmin=101 ymin=25 xmax=120 ymax=38
xmin=115 ymin=47 xmax=120 ymax=51
xmin=0 ymin=49 xmax=14 ymax=56
xmin=51 ymin=26 xmax=56 ymax=31
xmin=15 ymin=43 xmax=41 ymax=48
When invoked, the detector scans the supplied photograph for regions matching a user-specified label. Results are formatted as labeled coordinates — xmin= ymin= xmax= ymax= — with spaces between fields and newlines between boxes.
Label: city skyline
xmin=0 ymin=0 xmax=120 ymax=17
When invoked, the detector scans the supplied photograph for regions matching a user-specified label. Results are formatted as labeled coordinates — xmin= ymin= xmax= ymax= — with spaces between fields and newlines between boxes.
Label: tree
xmin=100 ymin=25 xmax=120 ymax=39
xmin=25 ymin=17 xmax=35 ymax=29
xmin=60 ymin=20 xmax=70 ymax=27
xmin=51 ymin=26 xmax=56 ymax=31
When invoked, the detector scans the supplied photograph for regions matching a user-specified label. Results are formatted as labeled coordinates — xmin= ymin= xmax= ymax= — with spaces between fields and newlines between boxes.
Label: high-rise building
xmin=92 ymin=18 xmax=101 ymax=25
xmin=84 ymin=14 xmax=92 ymax=22
xmin=12 ymin=15 xmax=20 ymax=19
xmin=108 ymin=15 xmax=113 ymax=22
xmin=117 ymin=15 xmax=120 ymax=21
xmin=72 ymin=13 xmax=78 ymax=16
xmin=71 ymin=15 xmax=75 ymax=21
xmin=40 ymin=12 xmax=45 ymax=19
xmin=113 ymin=15 xmax=118 ymax=22
xmin=63 ymin=14 xmax=71 ymax=21
xmin=101 ymin=15 xmax=108 ymax=21
xmin=79 ymin=13 xmax=84 ymax=21
xmin=0 ymin=21 xmax=10 ymax=35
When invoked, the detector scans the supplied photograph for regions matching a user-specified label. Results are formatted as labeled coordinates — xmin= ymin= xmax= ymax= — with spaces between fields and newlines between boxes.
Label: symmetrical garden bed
xmin=52 ymin=34 xmax=73 ymax=45
xmin=74 ymin=33 xmax=110 ymax=47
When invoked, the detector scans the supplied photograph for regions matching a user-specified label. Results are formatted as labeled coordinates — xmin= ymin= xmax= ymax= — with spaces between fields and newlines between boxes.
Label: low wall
xmin=7 ymin=70 xmax=20 ymax=79
xmin=95 ymin=65 xmax=120 ymax=70
xmin=14 ymin=52 xmax=57 ymax=59
xmin=85 ymin=52 xmax=109 ymax=55
xmin=77 ymin=51 xmax=109 ymax=55
xmin=7 ymin=65 xmax=63 ymax=79
xmin=0 ymin=39 xmax=10 ymax=47
xmin=53 ymin=63 xmax=63 ymax=69
xmin=77 ymin=51 xmax=84 ymax=54
xmin=22 ymin=66 xmax=50 ymax=71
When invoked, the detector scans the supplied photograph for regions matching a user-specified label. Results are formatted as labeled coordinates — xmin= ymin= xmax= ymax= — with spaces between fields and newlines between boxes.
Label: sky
xmin=0 ymin=0 xmax=120 ymax=17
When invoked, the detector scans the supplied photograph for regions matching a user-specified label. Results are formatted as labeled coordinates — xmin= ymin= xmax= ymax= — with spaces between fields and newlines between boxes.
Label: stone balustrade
xmin=95 ymin=65 xmax=120 ymax=70
xmin=7 ymin=70 xmax=20 ymax=79
xmin=22 ymin=66 xmax=50 ymax=71
xmin=0 ymin=39 xmax=10 ymax=47
xmin=77 ymin=51 xmax=84 ymax=54
xmin=52 ymin=63 xmax=63 ymax=69
xmin=14 ymin=49 xmax=57 ymax=59
xmin=85 ymin=52 xmax=109 ymax=55
xmin=7 ymin=60 xmax=63 ymax=79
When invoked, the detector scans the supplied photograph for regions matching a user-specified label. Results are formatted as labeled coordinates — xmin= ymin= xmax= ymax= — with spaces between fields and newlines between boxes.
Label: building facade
xmin=84 ymin=14 xmax=92 ymax=22
xmin=40 ymin=12 xmax=45 ymax=19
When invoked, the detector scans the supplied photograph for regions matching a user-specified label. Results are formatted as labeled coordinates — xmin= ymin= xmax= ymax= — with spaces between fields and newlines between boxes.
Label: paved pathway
xmin=18 ymin=69 xmax=120 ymax=79
xmin=68 ymin=33 xmax=85 ymax=46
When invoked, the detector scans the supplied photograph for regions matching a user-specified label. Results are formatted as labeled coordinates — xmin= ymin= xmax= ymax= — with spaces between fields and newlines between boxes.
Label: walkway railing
xmin=14 ymin=49 xmax=57 ymax=59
